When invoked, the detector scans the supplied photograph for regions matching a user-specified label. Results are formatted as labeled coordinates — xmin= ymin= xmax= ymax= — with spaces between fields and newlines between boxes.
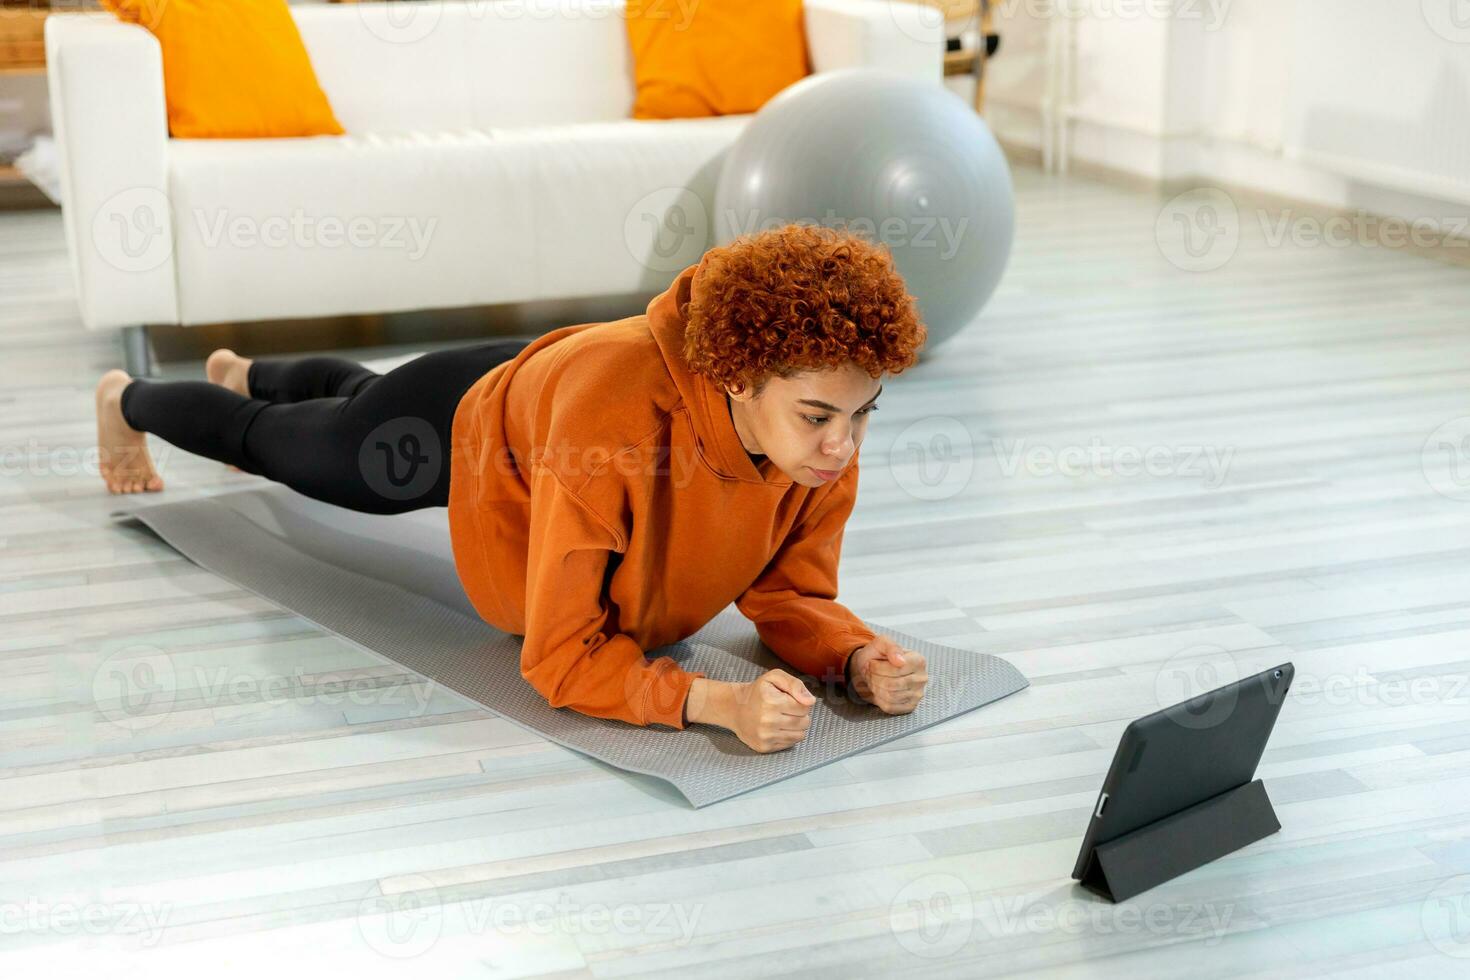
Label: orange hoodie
xmin=447 ymin=258 xmax=877 ymax=729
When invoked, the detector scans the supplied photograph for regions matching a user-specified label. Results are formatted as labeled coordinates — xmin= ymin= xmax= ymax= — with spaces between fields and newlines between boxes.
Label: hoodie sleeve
xmin=735 ymin=463 xmax=876 ymax=685
xmin=520 ymin=464 xmax=704 ymax=729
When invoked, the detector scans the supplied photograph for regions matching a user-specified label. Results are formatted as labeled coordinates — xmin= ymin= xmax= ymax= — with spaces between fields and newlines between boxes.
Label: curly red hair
xmin=681 ymin=223 xmax=927 ymax=396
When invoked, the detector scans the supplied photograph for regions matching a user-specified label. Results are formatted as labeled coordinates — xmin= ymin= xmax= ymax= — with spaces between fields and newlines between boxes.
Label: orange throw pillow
xmin=625 ymin=0 xmax=810 ymax=120
xmin=99 ymin=0 xmax=344 ymax=138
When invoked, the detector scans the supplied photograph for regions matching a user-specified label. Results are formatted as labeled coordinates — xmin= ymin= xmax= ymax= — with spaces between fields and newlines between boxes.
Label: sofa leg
xmin=121 ymin=325 xmax=156 ymax=378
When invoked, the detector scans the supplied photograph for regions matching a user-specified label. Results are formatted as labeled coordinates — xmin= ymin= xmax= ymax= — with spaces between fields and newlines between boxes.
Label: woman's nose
xmin=824 ymin=429 xmax=854 ymax=459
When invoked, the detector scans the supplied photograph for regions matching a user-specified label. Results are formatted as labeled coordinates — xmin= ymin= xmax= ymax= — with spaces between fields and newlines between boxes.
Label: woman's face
xmin=726 ymin=363 xmax=883 ymax=487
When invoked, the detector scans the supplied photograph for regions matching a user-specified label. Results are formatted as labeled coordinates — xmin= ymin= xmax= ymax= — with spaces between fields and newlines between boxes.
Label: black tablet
xmin=1071 ymin=662 xmax=1294 ymax=900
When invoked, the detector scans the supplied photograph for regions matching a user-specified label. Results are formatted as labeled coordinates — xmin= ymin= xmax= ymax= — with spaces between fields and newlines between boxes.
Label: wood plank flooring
xmin=2 ymin=168 xmax=1469 ymax=977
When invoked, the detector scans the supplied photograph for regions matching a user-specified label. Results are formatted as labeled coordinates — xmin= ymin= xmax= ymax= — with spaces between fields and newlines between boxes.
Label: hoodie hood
xmin=646 ymin=259 xmax=794 ymax=487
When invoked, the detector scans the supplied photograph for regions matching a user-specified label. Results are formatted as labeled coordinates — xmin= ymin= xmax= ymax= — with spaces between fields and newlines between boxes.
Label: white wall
xmin=976 ymin=0 xmax=1470 ymax=223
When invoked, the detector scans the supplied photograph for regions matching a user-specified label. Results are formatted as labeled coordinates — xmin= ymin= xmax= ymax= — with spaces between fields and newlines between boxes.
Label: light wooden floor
xmin=3 ymin=168 xmax=1470 ymax=978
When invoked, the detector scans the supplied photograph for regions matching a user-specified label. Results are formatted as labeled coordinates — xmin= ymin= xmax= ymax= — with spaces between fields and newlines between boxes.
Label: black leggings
xmin=119 ymin=339 xmax=532 ymax=514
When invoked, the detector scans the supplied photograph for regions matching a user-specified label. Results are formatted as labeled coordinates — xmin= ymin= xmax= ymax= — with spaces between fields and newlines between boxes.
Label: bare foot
xmin=95 ymin=369 xmax=165 ymax=494
xmin=205 ymin=348 xmax=253 ymax=472
xmin=205 ymin=347 xmax=252 ymax=397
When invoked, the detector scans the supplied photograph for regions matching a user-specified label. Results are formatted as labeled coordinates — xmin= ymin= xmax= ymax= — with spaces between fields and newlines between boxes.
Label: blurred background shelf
xmin=905 ymin=0 xmax=999 ymax=112
xmin=0 ymin=0 xmax=59 ymax=205
xmin=0 ymin=4 xmax=47 ymax=65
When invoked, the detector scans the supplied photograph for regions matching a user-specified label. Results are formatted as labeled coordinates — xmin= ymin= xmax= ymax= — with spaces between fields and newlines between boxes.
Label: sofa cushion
xmin=98 ymin=0 xmax=343 ymax=139
xmin=292 ymin=0 xmax=639 ymax=133
xmin=626 ymin=0 xmax=810 ymax=119
xmin=166 ymin=118 xmax=750 ymax=325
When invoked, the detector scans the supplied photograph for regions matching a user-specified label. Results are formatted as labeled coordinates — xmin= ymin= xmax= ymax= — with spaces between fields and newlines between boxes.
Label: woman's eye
xmin=804 ymin=406 xmax=878 ymax=426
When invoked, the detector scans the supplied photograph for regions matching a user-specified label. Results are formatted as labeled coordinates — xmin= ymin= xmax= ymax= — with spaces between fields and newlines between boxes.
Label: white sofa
xmin=45 ymin=0 xmax=943 ymax=375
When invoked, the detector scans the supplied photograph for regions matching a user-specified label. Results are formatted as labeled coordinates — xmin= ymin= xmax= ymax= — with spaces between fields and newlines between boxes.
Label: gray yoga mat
xmin=112 ymin=486 xmax=1029 ymax=807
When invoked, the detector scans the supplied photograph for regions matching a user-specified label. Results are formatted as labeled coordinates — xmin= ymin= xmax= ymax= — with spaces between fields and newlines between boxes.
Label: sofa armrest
xmin=45 ymin=13 xmax=178 ymax=330
xmin=804 ymin=0 xmax=945 ymax=80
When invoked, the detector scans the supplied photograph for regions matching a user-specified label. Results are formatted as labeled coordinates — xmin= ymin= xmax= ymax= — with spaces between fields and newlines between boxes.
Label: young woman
xmin=94 ymin=223 xmax=930 ymax=753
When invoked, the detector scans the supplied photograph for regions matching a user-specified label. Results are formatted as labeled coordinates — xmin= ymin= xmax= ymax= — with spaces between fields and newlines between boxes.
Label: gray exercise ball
xmin=713 ymin=69 xmax=1015 ymax=350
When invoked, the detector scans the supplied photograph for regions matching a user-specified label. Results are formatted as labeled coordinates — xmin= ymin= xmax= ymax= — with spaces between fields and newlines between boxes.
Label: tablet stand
xmin=1076 ymin=779 xmax=1280 ymax=903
